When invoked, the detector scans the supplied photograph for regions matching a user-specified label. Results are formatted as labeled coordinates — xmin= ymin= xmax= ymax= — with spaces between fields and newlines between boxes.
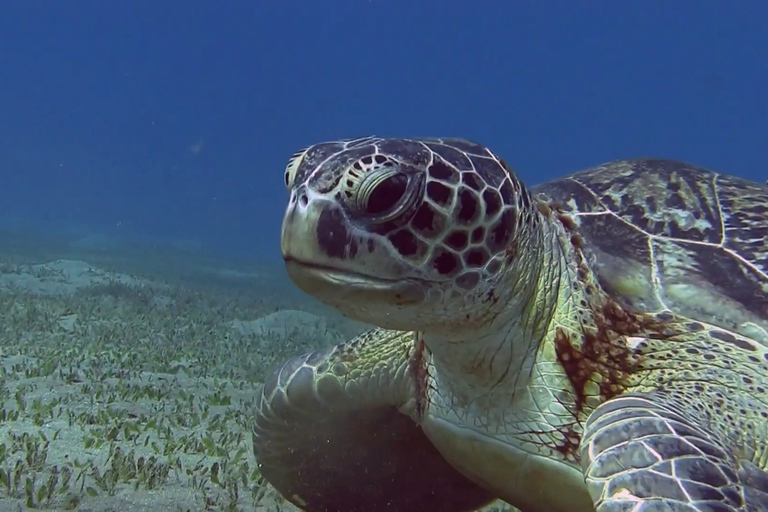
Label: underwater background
xmin=0 ymin=2 xmax=765 ymax=511
xmin=2 ymin=2 xmax=766 ymax=258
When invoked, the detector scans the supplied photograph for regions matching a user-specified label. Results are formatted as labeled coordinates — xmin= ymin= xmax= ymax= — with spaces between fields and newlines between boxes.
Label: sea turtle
xmin=253 ymin=137 xmax=768 ymax=512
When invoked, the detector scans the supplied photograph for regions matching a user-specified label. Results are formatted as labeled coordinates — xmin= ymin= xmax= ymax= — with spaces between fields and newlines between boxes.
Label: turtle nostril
xmin=298 ymin=191 xmax=309 ymax=207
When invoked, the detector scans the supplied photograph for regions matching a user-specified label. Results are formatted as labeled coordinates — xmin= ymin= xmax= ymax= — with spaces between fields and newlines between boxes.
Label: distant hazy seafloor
xmin=0 ymin=224 xmax=516 ymax=512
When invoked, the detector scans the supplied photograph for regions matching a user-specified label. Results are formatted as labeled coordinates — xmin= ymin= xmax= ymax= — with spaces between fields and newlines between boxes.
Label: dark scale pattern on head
xmin=487 ymin=209 xmax=517 ymax=253
xmin=316 ymin=207 xmax=357 ymax=259
xmin=444 ymin=231 xmax=469 ymax=252
xmin=427 ymin=181 xmax=454 ymax=208
xmin=290 ymin=140 xmax=347 ymax=185
xmin=424 ymin=143 xmax=473 ymax=172
xmin=412 ymin=203 xmax=447 ymax=239
xmin=392 ymin=138 xmax=529 ymax=281
xmin=467 ymin=154 xmax=507 ymax=188
xmin=456 ymin=188 xmax=481 ymax=225
xmin=376 ymin=139 xmax=433 ymax=167
xmin=428 ymin=158 xmax=460 ymax=184
xmin=499 ymin=180 xmax=517 ymax=206
xmin=388 ymin=229 xmax=424 ymax=258
xmin=288 ymin=137 xmax=537 ymax=286
xmin=436 ymin=138 xmax=491 ymax=156
xmin=483 ymin=189 xmax=502 ymax=217
xmin=462 ymin=172 xmax=484 ymax=192
xmin=431 ymin=249 xmax=461 ymax=276
xmin=464 ymin=247 xmax=490 ymax=268
xmin=309 ymin=145 xmax=379 ymax=194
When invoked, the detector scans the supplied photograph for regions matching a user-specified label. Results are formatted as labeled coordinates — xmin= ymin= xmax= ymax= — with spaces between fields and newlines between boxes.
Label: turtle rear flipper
xmin=253 ymin=327 xmax=496 ymax=512
xmin=581 ymin=390 xmax=768 ymax=511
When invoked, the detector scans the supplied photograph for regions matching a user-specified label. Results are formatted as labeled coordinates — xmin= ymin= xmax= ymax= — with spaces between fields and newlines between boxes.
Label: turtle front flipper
xmin=581 ymin=391 xmax=768 ymax=511
xmin=253 ymin=327 xmax=496 ymax=512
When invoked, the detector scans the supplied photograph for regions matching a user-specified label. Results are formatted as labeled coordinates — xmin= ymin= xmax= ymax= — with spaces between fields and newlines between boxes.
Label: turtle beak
xmin=280 ymin=187 xmax=426 ymax=321
xmin=280 ymin=188 xmax=326 ymax=264
xmin=282 ymin=182 xmax=364 ymax=265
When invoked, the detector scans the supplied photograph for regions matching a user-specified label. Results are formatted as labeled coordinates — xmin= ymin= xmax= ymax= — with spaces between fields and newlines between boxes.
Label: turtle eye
xmin=346 ymin=165 xmax=417 ymax=224
xmin=341 ymin=156 xmax=417 ymax=222
xmin=363 ymin=172 xmax=409 ymax=215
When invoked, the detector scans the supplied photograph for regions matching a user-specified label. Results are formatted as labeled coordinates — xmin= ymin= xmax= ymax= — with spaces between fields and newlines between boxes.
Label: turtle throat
xmin=420 ymin=211 xmax=567 ymax=395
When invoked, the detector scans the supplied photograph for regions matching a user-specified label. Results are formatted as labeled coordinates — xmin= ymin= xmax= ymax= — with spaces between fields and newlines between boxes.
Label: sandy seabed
xmin=0 ymin=228 xmax=516 ymax=512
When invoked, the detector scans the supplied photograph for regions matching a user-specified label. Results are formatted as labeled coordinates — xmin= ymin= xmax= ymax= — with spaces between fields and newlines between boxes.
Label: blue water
xmin=1 ymin=1 xmax=766 ymax=261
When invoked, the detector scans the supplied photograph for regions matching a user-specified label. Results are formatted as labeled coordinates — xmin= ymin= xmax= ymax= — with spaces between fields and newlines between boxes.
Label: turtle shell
xmin=532 ymin=159 xmax=768 ymax=345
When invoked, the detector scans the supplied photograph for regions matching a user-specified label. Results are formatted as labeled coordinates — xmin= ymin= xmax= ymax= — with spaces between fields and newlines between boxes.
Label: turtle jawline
xmin=284 ymin=258 xmax=428 ymax=309
xmin=283 ymin=257 xmax=402 ymax=285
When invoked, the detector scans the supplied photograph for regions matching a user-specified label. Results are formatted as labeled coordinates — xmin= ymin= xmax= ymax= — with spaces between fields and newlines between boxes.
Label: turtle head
xmin=281 ymin=137 xmax=535 ymax=337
